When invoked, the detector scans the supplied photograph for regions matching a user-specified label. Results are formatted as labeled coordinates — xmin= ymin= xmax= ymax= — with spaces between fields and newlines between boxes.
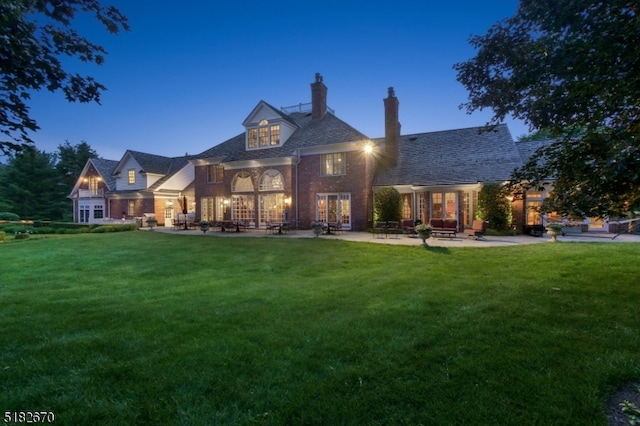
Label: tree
xmin=56 ymin=140 xmax=98 ymax=190
xmin=1 ymin=1 xmax=129 ymax=155
xmin=0 ymin=149 xmax=68 ymax=220
xmin=454 ymin=1 xmax=640 ymax=217
xmin=476 ymin=182 xmax=512 ymax=231
xmin=374 ymin=187 xmax=402 ymax=222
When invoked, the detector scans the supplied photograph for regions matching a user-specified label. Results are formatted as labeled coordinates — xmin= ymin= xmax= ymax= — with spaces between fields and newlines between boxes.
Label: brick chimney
xmin=384 ymin=87 xmax=400 ymax=166
xmin=311 ymin=73 xmax=327 ymax=120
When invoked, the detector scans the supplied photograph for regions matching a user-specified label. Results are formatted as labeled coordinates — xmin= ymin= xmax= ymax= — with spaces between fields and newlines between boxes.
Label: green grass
xmin=1 ymin=232 xmax=639 ymax=425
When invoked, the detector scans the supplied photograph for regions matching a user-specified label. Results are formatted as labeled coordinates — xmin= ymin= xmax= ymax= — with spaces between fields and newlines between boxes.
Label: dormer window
xmin=247 ymin=119 xmax=281 ymax=149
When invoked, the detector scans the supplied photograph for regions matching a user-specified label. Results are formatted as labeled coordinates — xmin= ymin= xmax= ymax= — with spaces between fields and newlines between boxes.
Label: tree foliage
xmin=56 ymin=140 xmax=97 ymax=189
xmin=0 ymin=0 xmax=129 ymax=154
xmin=374 ymin=187 xmax=402 ymax=222
xmin=0 ymin=149 xmax=67 ymax=219
xmin=455 ymin=0 xmax=640 ymax=217
xmin=0 ymin=141 xmax=97 ymax=220
xmin=476 ymin=182 xmax=512 ymax=231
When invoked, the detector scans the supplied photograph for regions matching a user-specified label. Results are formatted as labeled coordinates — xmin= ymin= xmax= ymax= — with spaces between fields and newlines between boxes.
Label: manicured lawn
xmin=1 ymin=232 xmax=639 ymax=425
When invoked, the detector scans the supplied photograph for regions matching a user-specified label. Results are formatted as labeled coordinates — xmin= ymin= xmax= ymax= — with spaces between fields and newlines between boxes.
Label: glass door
xmin=431 ymin=192 xmax=457 ymax=219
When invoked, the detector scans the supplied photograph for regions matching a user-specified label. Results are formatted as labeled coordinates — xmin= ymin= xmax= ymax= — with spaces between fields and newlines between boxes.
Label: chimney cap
xmin=387 ymin=87 xmax=396 ymax=97
xmin=315 ymin=73 xmax=323 ymax=83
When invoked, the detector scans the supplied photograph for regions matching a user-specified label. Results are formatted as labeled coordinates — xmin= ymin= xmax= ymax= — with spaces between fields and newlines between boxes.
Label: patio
xmin=151 ymin=226 xmax=640 ymax=247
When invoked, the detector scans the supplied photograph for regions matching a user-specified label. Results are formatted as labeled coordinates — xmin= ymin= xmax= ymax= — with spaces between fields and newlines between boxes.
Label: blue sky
xmin=27 ymin=0 xmax=528 ymax=160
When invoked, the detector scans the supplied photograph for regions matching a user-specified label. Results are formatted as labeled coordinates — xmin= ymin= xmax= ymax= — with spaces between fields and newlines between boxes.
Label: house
xmin=69 ymin=151 xmax=194 ymax=226
xmin=372 ymin=86 xmax=523 ymax=231
xmin=191 ymin=73 xmax=373 ymax=230
xmin=76 ymin=73 xmax=605 ymax=233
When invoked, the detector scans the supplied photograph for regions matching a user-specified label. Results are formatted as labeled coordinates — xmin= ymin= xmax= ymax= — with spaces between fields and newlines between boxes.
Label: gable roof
xmin=373 ymin=124 xmax=523 ymax=186
xmin=196 ymin=111 xmax=370 ymax=162
xmin=68 ymin=157 xmax=118 ymax=198
xmin=91 ymin=158 xmax=119 ymax=190
xmin=242 ymin=100 xmax=299 ymax=128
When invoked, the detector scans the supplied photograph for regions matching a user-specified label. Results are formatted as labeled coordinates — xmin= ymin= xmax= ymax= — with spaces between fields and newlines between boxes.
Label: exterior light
xmin=284 ymin=197 xmax=292 ymax=206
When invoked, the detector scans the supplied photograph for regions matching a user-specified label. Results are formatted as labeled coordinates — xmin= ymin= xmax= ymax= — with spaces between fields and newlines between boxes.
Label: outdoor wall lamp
xmin=284 ymin=197 xmax=292 ymax=206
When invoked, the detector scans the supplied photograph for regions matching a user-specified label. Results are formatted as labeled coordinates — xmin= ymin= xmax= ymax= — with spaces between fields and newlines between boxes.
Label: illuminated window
xmin=259 ymin=126 xmax=268 ymax=146
xmin=127 ymin=169 xmax=135 ymax=184
xmin=270 ymin=125 xmax=280 ymax=145
xmin=248 ymin=128 xmax=257 ymax=148
xmin=207 ymin=164 xmax=224 ymax=183
xmin=259 ymin=170 xmax=284 ymax=191
xmin=247 ymin=121 xmax=281 ymax=149
xmin=402 ymin=194 xmax=412 ymax=219
xmin=232 ymin=171 xmax=254 ymax=192
xmin=321 ymin=153 xmax=346 ymax=175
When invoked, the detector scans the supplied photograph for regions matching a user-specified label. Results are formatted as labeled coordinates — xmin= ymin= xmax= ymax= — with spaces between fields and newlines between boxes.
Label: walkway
xmin=152 ymin=227 xmax=640 ymax=247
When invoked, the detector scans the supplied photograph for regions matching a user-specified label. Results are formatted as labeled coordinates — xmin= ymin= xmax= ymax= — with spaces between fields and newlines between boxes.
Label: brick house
xmin=69 ymin=151 xmax=194 ymax=226
xmin=75 ymin=73 xmax=619 ymax=233
xmin=191 ymin=73 xmax=373 ymax=230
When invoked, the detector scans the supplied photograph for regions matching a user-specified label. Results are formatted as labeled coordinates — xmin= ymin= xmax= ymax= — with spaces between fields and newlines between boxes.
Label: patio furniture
xmin=429 ymin=219 xmax=458 ymax=237
xmin=465 ymin=220 xmax=487 ymax=240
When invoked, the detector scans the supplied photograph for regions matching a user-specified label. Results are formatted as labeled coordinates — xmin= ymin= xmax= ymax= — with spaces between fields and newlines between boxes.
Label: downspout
xmin=294 ymin=149 xmax=300 ymax=227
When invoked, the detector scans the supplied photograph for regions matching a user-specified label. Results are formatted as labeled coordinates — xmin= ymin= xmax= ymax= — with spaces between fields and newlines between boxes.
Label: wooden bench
xmin=429 ymin=219 xmax=458 ymax=237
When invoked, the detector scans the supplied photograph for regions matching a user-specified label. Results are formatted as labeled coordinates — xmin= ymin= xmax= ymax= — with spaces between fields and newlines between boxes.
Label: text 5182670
xmin=3 ymin=412 xmax=55 ymax=423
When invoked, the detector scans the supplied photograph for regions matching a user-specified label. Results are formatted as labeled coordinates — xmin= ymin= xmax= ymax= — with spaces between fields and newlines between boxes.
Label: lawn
xmin=1 ymin=232 xmax=639 ymax=425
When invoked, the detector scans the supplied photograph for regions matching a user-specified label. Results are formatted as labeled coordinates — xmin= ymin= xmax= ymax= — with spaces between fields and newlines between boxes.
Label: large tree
xmin=454 ymin=1 xmax=640 ymax=217
xmin=1 ymin=0 xmax=128 ymax=155
xmin=0 ymin=149 xmax=68 ymax=220
xmin=56 ymin=140 xmax=98 ymax=189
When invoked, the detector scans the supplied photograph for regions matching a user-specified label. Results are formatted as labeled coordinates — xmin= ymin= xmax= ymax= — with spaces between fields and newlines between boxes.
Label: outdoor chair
xmin=465 ymin=220 xmax=488 ymax=240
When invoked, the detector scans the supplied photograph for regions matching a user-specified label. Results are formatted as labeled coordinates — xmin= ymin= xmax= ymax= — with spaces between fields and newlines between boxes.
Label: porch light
xmin=284 ymin=197 xmax=292 ymax=206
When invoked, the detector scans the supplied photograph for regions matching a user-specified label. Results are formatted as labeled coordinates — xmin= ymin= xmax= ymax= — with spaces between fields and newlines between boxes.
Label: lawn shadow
xmin=422 ymin=244 xmax=451 ymax=254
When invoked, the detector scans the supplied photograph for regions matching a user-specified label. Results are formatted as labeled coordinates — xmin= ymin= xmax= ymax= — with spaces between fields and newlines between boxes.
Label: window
xmin=201 ymin=197 xmax=214 ymax=222
xmin=401 ymin=194 xmax=412 ymax=219
xmin=207 ymin=164 xmax=224 ymax=183
xmin=270 ymin=125 xmax=280 ymax=145
xmin=259 ymin=194 xmax=285 ymax=225
xmin=259 ymin=126 xmax=268 ymax=146
xmin=79 ymin=204 xmax=90 ymax=223
xmin=247 ymin=121 xmax=280 ymax=149
xmin=93 ymin=204 xmax=104 ymax=219
xmin=127 ymin=169 xmax=135 ymax=185
xmin=316 ymin=193 xmax=351 ymax=228
xmin=248 ymin=128 xmax=258 ymax=148
xmin=321 ymin=153 xmax=346 ymax=176
xmin=232 ymin=195 xmax=255 ymax=222
xmin=259 ymin=170 xmax=284 ymax=191
xmin=232 ymin=171 xmax=254 ymax=192
xmin=89 ymin=176 xmax=100 ymax=195
xmin=128 ymin=200 xmax=135 ymax=216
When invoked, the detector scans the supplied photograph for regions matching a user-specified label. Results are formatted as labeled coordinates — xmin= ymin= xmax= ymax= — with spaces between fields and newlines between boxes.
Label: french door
xmin=431 ymin=192 xmax=457 ymax=220
xmin=316 ymin=193 xmax=351 ymax=228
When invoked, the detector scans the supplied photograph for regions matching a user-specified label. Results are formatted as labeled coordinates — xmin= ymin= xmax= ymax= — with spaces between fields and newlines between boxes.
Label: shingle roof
xmin=196 ymin=112 xmax=369 ymax=161
xmin=373 ymin=124 xmax=523 ymax=186
xmin=126 ymin=150 xmax=190 ymax=175
xmin=90 ymin=158 xmax=118 ymax=190
xmin=515 ymin=138 xmax=556 ymax=164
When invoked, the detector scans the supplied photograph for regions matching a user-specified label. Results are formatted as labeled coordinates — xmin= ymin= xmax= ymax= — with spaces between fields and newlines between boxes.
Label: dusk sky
xmin=26 ymin=0 xmax=528 ymax=160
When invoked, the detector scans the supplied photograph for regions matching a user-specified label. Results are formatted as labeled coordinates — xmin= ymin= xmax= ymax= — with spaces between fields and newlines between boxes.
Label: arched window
xmin=259 ymin=169 xmax=284 ymax=191
xmin=232 ymin=171 xmax=254 ymax=192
